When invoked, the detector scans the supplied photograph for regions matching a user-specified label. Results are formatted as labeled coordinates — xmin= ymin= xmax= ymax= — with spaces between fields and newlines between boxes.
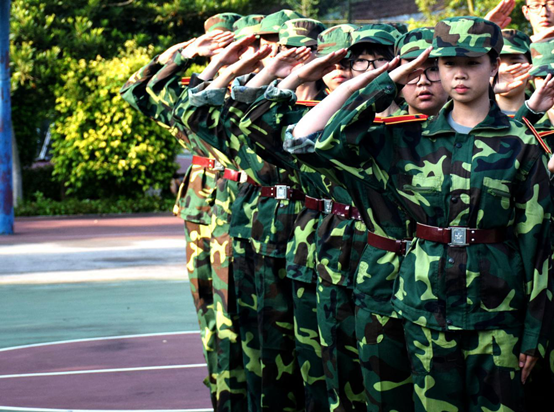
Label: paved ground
xmin=0 ymin=213 xmax=213 ymax=412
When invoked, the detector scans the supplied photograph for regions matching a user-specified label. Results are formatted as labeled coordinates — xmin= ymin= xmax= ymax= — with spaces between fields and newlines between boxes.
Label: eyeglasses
xmin=525 ymin=1 xmax=554 ymax=12
xmin=406 ymin=66 xmax=441 ymax=85
xmin=350 ymin=57 xmax=389 ymax=72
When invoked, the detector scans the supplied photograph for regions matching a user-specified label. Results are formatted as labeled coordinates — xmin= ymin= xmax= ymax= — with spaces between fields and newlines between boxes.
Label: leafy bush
xmin=50 ymin=40 xmax=180 ymax=198
xmin=21 ymin=165 xmax=63 ymax=201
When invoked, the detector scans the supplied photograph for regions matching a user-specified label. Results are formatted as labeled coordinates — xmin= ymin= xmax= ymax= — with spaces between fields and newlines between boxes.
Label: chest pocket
xmin=483 ymin=177 xmax=513 ymax=210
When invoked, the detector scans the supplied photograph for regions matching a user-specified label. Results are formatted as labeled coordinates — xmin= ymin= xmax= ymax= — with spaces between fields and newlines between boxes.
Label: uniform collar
xmin=422 ymin=99 xmax=511 ymax=137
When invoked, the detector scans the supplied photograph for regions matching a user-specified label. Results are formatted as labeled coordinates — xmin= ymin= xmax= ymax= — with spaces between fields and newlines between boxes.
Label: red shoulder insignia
xmin=373 ymin=116 xmax=384 ymax=124
xmin=539 ymin=130 xmax=554 ymax=139
xmin=522 ymin=117 xmax=553 ymax=154
xmin=181 ymin=77 xmax=191 ymax=86
xmin=507 ymin=114 xmax=515 ymax=118
xmin=295 ymin=100 xmax=319 ymax=107
xmin=380 ymin=114 xmax=428 ymax=125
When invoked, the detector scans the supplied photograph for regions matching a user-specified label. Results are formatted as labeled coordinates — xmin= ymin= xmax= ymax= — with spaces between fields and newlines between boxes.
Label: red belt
xmin=305 ymin=196 xmax=362 ymax=221
xmin=367 ymin=231 xmax=412 ymax=255
xmin=416 ymin=223 xmax=506 ymax=246
xmin=260 ymin=185 xmax=305 ymax=201
xmin=223 ymin=169 xmax=259 ymax=186
xmin=192 ymin=155 xmax=224 ymax=170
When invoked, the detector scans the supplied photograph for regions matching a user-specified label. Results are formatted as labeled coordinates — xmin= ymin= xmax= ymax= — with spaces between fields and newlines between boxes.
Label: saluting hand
xmin=228 ymin=45 xmax=273 ymax=77
xmin=267 ymin=47 xmax=312 ymax=79
xmin=493 ymin=62 xmax=531 ymax=94
xmin=157 ymin=38 xmax=197 ymax=65
xmin=527 ymin=73 xmax=554 ymax=113
xmin=484 ymin=0 xmax=515 ymax=29
xmin=182 ymin=31 xmax=235 ymax=59
xmin=340 ymin=57 xmax=398 ymax=94
xmin=389 ymin=46 xmax=432 ymax=85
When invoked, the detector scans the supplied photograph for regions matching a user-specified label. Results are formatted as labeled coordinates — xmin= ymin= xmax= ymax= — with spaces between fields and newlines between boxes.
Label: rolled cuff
xmin=188 ymin=84 xmax=226 ymax=107
xmin=283 ymin=124 xmax=322 ymax=154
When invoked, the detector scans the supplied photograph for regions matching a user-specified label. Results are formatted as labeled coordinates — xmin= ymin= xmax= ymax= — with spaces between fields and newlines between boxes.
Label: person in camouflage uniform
xmin=204 ymin=12 xmax=242 ymax=33
xmin=172 ymin=23 xmax=310 ymax=410
xmin=295 ymin=16 xmax=553 ymax=411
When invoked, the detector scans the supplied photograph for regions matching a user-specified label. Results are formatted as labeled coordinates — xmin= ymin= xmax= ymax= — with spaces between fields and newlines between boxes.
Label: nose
xmin=417 ymin=70 xmax=431 ymax=85
xmin=540 ymin=4 xmax=549 ymax=15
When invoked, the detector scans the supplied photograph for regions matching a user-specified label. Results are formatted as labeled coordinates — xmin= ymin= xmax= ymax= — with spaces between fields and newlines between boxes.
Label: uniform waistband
xmin=367 ymin=231 xmax=412 ymax=255
xmin=260 ymin=185 xmax=305 ymax=201
xmin=192 ymin=155 xmax=224 ymax=171
xmin=304 ymin=196 xmax=362 ymax=221
xmin=222 ymin=169 xmax=259 ymax=186
xmin=416 ymin=223 xmax=506 ymax=246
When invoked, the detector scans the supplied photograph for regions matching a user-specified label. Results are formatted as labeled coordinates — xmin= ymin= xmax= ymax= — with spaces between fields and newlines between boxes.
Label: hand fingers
xmin=387 ymin=56 xmax=400 ymax=71
xmin=405 ymin=47 xmax=432 ymax=72
xmin=521 ymin=354 xmax=538 ymax=384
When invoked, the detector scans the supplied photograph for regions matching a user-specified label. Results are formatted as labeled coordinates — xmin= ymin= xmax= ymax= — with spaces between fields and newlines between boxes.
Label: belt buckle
xmin=213 ymin=160 xmax=225 ymax=171
xmin=322 ymin=199 xmax=333 ymax=214
xmin=449 ymin=227 xmax=468 ymax=247
xmin=275 ymin=185 xmax=289 ymax=200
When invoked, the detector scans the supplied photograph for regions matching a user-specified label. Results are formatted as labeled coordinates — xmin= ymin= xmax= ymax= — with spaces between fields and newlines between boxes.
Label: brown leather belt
xmin=223 ymin=169 xmax=259 ymax=186
xmin=416 ymin=223 xmax=506 ymax=246
xmin=192 ymin=155 xmax=224 ymax=170
xmin=260 ymin=185 xmax=305 ymax=201
xmin=367 ymin=231 xmax=412 ymax=255
xmin=305 ymin=196 xmax=362 ymax=221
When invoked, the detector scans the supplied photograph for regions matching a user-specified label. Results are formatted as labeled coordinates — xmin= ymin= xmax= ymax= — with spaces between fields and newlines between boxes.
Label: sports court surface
xmin=0 ymin=214 xmax=213 ymax=412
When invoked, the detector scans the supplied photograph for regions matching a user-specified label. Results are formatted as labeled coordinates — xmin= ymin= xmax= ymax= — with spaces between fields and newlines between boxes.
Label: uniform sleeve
xmin=119 ymin=56 xmax=164 ymax=116
xmin=514 ymin=151 xmax=554 ymax=355
xmin=514 ymin=101 xmax=545 ymax=125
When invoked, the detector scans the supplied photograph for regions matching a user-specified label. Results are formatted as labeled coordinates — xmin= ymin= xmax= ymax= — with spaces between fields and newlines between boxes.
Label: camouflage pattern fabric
xmin=204 ymin=12 xmax=242 ymax=33
xmin=232 ymin=238 xmax=262 ymax=412
xmin=278 ymin=18 xmax=327 ymax=47
xmin=530 ymin=38 xmax=554 ymax=77
xmin=317 ymin=279 xmax=366 ymax=412
xmin=350 ymin=24 xmax=401 ymax=48
xmin=258 ymin=9 xmax=305 ymax=35
xmin=394 ymin=27 xmax=434 ymax=59
xmin=501 ymin=29 xmax=531 ymax=56
xmin=404 ymin=321 xmax=524 ymax=412
xmin=233 ymin=15 xmax=264 ymax=41
xmin=314 ymin=71 xmax=554 ymax=408
xmin=317 ymin=24 xmax=357 ymax=56
xmin=431 ymin=16 xmax=503 ymax=58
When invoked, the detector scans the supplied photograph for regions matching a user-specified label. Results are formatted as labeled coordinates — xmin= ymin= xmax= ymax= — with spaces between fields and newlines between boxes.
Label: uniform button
xmin=448 ymin=257 xmax=455 ymax=264
xmin=446 ymin=319 xmax=453 ymax=325
xmin=451 ymin=196 xmax=458 ymax=203
xmin=455 ymin=142 xmax=462 ymax=148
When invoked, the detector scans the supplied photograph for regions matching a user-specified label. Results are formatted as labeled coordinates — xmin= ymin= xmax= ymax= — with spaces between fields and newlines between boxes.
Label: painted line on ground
xmin=0 ymin=364 xmax=208 ymax=379
xmin=0 ymin=407 xmax=213 ymax=412
xmin=0 ymin=331 xmax=200 ymax=352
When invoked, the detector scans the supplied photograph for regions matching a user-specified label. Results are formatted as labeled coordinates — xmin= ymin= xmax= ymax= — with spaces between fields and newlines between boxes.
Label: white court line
xmin=0 ymin=331 xmax=199 ymax=353
xmin=0 ymin=407 xmax=213 ymax=412
xmin=0 ymin=363 xmax=208 ymax=379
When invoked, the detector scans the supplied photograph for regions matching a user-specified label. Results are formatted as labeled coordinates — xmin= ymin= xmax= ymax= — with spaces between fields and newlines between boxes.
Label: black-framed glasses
xmin=525 ymin=1 xmax=554 ymax=12
xmin=406 ymin=66 xmax=441 ymax=85
xmin=350 ymin=57 xmax=389 ymax=72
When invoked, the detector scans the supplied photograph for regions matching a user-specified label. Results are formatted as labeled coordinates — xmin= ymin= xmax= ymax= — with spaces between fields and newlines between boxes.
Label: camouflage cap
xmin=278 ymin=18 xmax=326 ymax=47
xmin=394 ymin=27 xmax=434 ymax=59
xmin=529 ymin=39 xmax=554 ymax=77
xmin=233 ymin=15 xmax=265 ymax=41
xmin=258 ymin=9 xmax=306 ymax=35
xmin=350 ymin=23 xmax=401 ymax=49
xmin=431 ymin=16 xmax=503 ymax=58
xmin=501 ymin=29 xmax=531 ymax=55
xmin=317 ymin=24 xmax=357 ymax=56
xmin=388 ymin=22 xmax=408 ymax=34
xmin=204 ymin=13 xmax=242 ymax=33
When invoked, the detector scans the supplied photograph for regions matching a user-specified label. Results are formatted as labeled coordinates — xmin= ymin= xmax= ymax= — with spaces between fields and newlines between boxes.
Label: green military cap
xmin=350 ymin=23 xmax=401 ymax=48
xmin=431 ymin=16 xmax=503 ymax=58
xmin=204 ymin=13 xmax=242 ymax=33
xmin=388 ymin=22 xmax=408 ymax=34
xmin=278 ymin=18 xmax=326 ymax=47
xmin=258 ymin=9 xmax=305 ymax=35
xmin=501 ymin=29 xmax=531 ymax=55
xmin=394 ymin=27 xmax=434 ymax=59
xmin=317 ymin=24 xmax=357 ymax=56
xmin=529 ymin=39 xmax=554 ymax=77
xmin=233 ymin=15 xmax=265 ymax=41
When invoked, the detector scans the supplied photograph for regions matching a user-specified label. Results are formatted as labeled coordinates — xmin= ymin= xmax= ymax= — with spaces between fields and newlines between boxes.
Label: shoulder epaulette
xmin=181 ymin=77 xmax=191 ymax=86
xmin=539 ymin=130 xmax=554 ymax=139
xmin=295 ymin=100 xmax=319 ymax=107
xmin=522 ymin=117 xmax=553 ymax=154
xmin=378 ymin=114 xmax=428 ymax=125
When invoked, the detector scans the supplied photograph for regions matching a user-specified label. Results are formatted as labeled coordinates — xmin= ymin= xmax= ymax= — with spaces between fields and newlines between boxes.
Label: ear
xmin=522 ymin=4 xmax=531 ymax=21
xmin=491 ymin=56 xmax=501 ymax=77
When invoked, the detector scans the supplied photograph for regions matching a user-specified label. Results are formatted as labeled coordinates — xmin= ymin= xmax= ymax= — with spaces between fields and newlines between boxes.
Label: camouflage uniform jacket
xmin=173 ymin=77 xmax=303 ymax=258
xmin=120 ymin=52 xmax=221 ymax=225
xmin=240 ymin=84 xmax=367 ymax=287
xmin=315 ymin=72 xmax=553 ymax=355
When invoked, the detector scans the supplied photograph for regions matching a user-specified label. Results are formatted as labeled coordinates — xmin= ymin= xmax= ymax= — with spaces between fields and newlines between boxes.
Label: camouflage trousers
xmin=254 ymin=253 xmax=305 ymax=411
xmin=356 ymin=309 xmax=413 ymax=412
xmin=232 ymin=237 xmax=262 ymax=412
xmin=210 ymin=213 xmax=248 ymax=411
xmin=184 ymin=220 xmax=217 ymax=403
xmin=403 ymin=321 xmax=525 ymax=412
xmin=291 ymin=279 xmax=329 ymax=412
xmin=317 ymin=279 xmax=365 ymax=412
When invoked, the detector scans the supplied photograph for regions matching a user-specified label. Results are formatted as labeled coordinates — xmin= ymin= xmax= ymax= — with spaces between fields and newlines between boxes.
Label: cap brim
xmin=429 ymin=47 xmax=489 ymax=58
xmin=530 ymin=64 xmax=554 ymax=77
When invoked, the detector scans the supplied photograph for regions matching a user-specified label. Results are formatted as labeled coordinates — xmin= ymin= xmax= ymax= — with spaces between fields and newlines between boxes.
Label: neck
xmin=408 ymin=104 xmax=441 ymax=117
xmin=377 ymin=101 xmax=400 ymax=117
xmin=495 ymin=93 xmax=526 ymax=113
xmin=451 ymin=96 xmax=491 ymax=129
xmin=296 ymin=81 xmax=320 ymax=101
